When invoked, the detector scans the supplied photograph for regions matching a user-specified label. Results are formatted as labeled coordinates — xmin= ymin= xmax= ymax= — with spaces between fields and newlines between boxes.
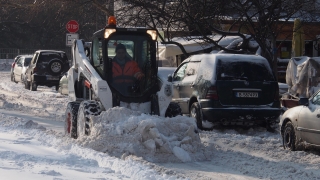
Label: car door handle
xmin=317 ymin=114 xmax=320 ymax=118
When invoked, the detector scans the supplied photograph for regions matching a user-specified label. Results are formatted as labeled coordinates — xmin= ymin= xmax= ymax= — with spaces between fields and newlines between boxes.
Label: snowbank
xmin=76 ymin=107 xmax=211 ymax=163
xmin=0 ymin=62 xmax=11 ymax=71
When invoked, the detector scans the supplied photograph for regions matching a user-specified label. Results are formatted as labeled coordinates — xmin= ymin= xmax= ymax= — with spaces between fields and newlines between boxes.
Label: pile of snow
xmin=0 ymin=61 xmax=11 ymax=71
xmin=75 ymin=107 xmax=211 ymax=163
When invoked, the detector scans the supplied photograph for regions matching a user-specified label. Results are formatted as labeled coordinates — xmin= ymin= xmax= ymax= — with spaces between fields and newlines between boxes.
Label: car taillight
xmin=12 ymin=62 xmax=15 ymax=68
xmin=206 ymin=86 xmax=219 ymax=100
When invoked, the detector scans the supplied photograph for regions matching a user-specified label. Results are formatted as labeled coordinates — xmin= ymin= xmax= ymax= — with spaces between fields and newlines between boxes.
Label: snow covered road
xmin=1 ymin=64 xmax=320 ymax=180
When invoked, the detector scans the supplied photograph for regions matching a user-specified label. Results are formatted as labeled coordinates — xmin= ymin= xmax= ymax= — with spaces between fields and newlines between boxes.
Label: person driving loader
xmin=112 ymin=43 xmax=145 ymax=83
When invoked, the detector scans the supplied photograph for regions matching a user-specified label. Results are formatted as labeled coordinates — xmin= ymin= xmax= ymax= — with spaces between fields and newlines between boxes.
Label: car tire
xmin=25 ymin=80 xmax=30 ymax=90
xmin=190 ymin=102 xmax=203 ymax=130
xmin=48 ymin=59 xmax=63 ymax=76
xmin=65 ymin=102 xmax=80 ymax=139
xmin=283 ymin=121 xmax=298 ymax=151
xmin=21 ymin=74 xmax=25 ymax=84
xmin=77 ymin=101 xmax=102 ymax=138
xmin=165 ymin=102 xmax=182 ymax=117
xmin=13 ymin=74 xmax=18 ymax=84
xmin=30 ymin=81 xmax=37 ymax=91
xmin=10 ymin=72 xmax=14 ymax=82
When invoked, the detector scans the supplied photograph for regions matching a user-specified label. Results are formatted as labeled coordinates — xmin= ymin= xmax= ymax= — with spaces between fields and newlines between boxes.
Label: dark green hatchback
xmin=170 ymin=53 xmax=281 ymax=130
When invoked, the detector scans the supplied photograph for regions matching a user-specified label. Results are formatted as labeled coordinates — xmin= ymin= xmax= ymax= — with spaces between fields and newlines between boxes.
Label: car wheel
xmin=10 ymin=72 xmax=14 ymax=82
xmin=283 ymin=121 xmax=298 ymax=151
xmin=48 ymin=59 xmax=63 ymax=76
xmin=65 ymin=102 xmax=80 ymax=139
xmin=30 ymin=81 xmax=37 ymax=91
xmin=25 ymin=80 xmax=31 ymax=90
xmin=190 ymin=102 xmax=203 ymax=130
xmin=13 ymin=74 xmax=18 ymax=84
xmin=77 ymin=101 xmax=102 ymax=138
xmin=21 ymin=74 xmax=24 ymax=84
xmin=165 ymin=102 xmax=182 ymax=117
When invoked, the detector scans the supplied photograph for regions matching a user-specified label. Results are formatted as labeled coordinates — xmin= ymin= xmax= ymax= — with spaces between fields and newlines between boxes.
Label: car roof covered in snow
xmin=183 ymin=53 xmax=268 ymax=63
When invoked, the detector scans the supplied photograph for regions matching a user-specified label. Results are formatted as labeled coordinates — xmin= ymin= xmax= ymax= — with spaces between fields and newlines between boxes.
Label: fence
xmin=0 ymin=48 xmax=72 ymax=60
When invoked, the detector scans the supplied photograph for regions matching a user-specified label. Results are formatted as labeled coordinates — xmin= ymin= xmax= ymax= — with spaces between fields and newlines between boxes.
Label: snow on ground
xmin=2 ymin=62 xmax=320 ymax=179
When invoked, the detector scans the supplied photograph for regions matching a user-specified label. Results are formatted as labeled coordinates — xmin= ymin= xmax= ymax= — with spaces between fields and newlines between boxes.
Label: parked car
xmin=10 ymin=55 xmax=24 ymax=82
xmin=25 ymin=50 xmax=70 ymax=91
xmin=12 ymin=55 xmax=33 ymax=83
xmin=168 ymin=54 xmax=282 ymax=130
xmin=280 ymin=90 xmax=320 ymax=151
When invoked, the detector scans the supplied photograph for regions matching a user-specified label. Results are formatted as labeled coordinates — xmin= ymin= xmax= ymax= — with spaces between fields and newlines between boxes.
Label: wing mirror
xmin=167 ymin=74 xmax=173 ymax=82
xmin=299 ymin=98 xmax=309 ymax=106
xmin=84 ymin=47 xmax=90 ymax=57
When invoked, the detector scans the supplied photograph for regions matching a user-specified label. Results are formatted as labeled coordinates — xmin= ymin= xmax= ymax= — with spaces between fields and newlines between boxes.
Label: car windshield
xmin=106 ymin=34 xmax=156 ymax=98
xmin=216 ymin=60 xmax=275 ymax=81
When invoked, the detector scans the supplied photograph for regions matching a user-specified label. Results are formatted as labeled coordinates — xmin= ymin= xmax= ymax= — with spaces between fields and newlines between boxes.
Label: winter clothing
xmin=112 ymin=44 xmax=144 ymax=83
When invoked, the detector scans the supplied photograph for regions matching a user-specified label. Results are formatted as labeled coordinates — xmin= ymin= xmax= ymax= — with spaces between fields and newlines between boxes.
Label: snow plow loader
xmin=64 ymin=16 xmax=182 ymax=139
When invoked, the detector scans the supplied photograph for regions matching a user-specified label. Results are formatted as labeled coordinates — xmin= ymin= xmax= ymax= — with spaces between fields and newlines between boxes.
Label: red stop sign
xmin=66 ymin=20 xmax=79 ymax=33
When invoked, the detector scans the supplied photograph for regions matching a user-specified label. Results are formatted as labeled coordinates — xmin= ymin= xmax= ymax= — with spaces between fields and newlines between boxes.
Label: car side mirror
xmin=167 ymin=74 xmax=172 ymax=82
xmin=84 ymin=47 xmax=90 ymax=57
xmin=299 ymin=98 xmax=309 ymax=106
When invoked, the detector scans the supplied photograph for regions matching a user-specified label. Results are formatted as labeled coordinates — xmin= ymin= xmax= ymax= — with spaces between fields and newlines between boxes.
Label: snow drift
xmin=75 ymin=107 xmax=211 ymax=163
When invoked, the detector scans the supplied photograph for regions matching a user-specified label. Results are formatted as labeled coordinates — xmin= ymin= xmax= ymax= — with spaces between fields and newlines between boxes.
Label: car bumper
xmin=200 ymin=100 xmax=282 ymax=125
xmin=33 ymin=75 xmax=61 ymax=86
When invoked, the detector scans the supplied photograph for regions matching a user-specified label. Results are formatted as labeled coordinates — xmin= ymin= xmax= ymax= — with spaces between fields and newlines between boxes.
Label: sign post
xmin=66 ymin=20 xmax=79 ymax=46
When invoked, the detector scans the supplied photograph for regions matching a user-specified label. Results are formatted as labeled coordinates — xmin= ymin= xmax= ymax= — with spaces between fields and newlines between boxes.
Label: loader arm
xmin=68 ymin=40 xmax=113 ymax=110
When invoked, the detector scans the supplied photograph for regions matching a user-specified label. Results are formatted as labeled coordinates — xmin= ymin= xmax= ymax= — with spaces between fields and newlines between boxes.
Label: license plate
xmin=236 ymin=92 xmax=258 ymax=98
xmin=47 ymin=76 xmax=59 ymax=80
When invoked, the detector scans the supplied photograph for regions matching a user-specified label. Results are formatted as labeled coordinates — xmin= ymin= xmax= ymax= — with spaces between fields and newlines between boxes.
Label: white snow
xmin=1 ymin=61 xmax=320 ymax=179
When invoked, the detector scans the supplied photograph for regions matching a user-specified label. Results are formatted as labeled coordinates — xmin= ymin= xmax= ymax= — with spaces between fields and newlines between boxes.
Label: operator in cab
xmin=112 ymin=43 xmax=144 ymax=83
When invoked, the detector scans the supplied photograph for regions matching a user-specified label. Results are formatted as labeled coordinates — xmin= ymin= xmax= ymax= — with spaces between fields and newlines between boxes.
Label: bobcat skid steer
xmin=65 ymin=16 xmax=182 ymax=139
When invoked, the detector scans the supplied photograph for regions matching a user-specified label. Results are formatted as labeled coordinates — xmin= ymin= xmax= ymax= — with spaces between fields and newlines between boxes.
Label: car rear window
xmin=216 ymin=60 xmax=275 ymax=81
xmin=38 ymin=52 xmax=68 ymax=63
xmin=24 ymin=58 xmax=32 ymax=66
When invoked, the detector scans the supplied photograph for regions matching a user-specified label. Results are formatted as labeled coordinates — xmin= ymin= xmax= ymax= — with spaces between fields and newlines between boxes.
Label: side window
xmin=31 ymin=53 xmax=39 ymax=65
xmin=92 ymin=37 xmax=103 ymax=67
xmin=173 ymin=63 xmax=188 ymax=81
xmin=185 ymin=62 xmax=200 ymax=76
xmin=16 ymin=58 xmax=23 ymax=66
xmin=312 ymin=92 xmax=320 ymax=105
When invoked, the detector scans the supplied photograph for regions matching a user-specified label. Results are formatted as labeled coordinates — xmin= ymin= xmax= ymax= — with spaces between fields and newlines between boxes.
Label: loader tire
xmin=165 ymin=102 xmax=182 ymax=117
xmin=65 ymin=102 xmax=80 ymax=139
xmin=77 ymin=100 xmax=102 ymax=138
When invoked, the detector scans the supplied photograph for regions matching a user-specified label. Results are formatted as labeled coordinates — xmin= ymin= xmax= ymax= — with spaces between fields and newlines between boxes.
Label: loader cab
xmin=90 ymin=17 xmax=158 ymax=104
